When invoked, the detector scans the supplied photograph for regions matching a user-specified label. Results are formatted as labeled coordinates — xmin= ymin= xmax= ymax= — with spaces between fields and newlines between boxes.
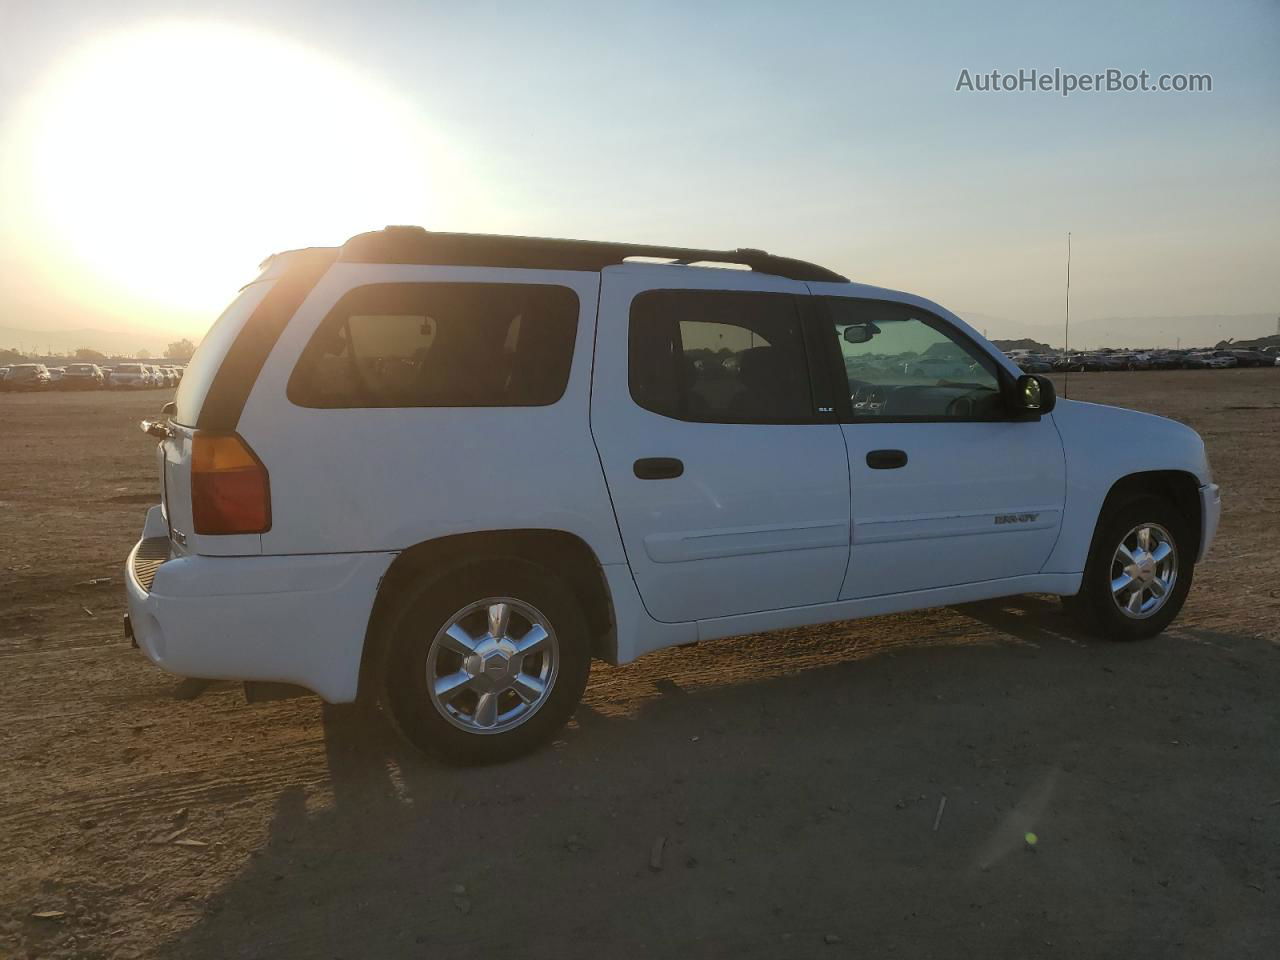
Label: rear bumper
xmin=125 ymin=507 xmax=396 ymax=702
xmin=1198 ymin=483 xmax=1221 ymax=563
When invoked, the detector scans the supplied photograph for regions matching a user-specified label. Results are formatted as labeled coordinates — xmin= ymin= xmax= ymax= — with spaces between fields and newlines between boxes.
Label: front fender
xmin=1042 ymin=399 xmax=1212 ymax=574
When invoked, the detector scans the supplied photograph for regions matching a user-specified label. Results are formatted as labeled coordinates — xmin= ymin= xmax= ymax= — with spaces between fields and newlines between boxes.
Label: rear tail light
xmin=191 ymin=432 xmax=271 ymax=534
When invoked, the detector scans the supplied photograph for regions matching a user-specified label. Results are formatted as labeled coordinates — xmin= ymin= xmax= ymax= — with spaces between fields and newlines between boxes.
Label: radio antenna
xmin=1063 ymin=231 xmax=1072 ymax=399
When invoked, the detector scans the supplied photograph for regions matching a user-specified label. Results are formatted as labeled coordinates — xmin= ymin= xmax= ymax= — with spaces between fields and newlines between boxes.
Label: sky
xmin=1 ymin=0 xmax=1277 ymax=350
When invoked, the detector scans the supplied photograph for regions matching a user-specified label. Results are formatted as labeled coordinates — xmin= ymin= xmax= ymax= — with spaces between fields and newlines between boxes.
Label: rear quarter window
xmin=288 ymin=282 xmax=579 ymax=408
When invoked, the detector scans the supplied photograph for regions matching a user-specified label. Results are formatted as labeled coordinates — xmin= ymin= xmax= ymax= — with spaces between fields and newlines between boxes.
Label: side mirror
xmin=1013 ymin=374 xmax=1056 ymax=415
xmin=843 ymin=322 xmax=881 ymax=345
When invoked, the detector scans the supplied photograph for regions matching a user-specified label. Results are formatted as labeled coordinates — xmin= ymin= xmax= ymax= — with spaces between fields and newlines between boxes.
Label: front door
xmin=812 ymin=293 xmax=1066 ymax=599
xmin=591 ymin=268 xmax=851 ymax=623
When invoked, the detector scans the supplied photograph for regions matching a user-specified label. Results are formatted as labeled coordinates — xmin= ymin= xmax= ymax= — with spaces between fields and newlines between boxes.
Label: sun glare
xmin=13 ymin=22 xmax=475 ymax=333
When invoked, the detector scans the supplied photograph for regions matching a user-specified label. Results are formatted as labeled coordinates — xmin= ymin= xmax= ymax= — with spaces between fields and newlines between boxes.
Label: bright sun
xmin=15 ymin=21 xmax=475 ymax=333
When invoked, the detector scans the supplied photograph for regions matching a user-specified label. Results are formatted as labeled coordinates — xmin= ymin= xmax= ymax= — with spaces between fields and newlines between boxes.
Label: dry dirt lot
xmin=2 ymin=370 xmax=1278 ymax=959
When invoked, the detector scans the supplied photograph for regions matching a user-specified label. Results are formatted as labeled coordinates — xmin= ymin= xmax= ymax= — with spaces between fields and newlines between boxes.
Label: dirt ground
xmin=2 ymin=370 xmax=1278 ymax=959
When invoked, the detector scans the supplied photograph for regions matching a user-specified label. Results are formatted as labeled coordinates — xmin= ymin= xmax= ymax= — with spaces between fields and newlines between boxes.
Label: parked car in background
xmin=47 ymin=366 xmax=67 ymax=382
xmin=1081 ymin=353 xmax=1125 ymax=372
xmin=0 ymin=366 xmax=9 ymax=380
xmin=1012 ymin=354 xmax=1055 ymax=373
xmin=1227 ymin=349 xmax=1273 ymax=368
xmin=60 ymin=363 xmax=107 ymax=389
xmin=1180 ymin=353 xmax=1209 ymax=369
xmin=903 ymin=355 xmax=980 ymax=380
xmin=1146 ymin=352 xmax=1183 ymax=370
xmin=0 ymin=363 xmax=52 ymax=390
xmin=1186 ymin=352 xmax=1236 ymax=369
xmin=1112 ymin=353 xmax=1152 ymax=371
xmin=108 ymin=363 xmax=153 ymax=388
xmin=125 ymin=225 xmax=1221 ymax=763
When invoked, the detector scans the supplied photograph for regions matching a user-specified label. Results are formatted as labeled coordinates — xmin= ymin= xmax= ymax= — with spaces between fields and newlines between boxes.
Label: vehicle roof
xmin=261 ymin=226 xmax=848 ymax=283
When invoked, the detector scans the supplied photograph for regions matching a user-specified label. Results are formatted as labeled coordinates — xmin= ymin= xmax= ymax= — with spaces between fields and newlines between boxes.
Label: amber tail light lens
xmin=191 ymin=432 xmax=271 ymax=535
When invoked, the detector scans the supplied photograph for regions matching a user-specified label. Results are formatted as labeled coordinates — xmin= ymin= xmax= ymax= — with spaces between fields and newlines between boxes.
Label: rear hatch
xmin=155 ymin=248 xmax=335 ymax=557
xmin=159 ymin=279 xmax=276 ymax=557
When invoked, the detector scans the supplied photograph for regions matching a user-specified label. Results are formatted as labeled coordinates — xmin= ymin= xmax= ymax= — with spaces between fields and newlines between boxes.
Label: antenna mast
xmin=1063 ymin=232 xmax=1072 ymax=399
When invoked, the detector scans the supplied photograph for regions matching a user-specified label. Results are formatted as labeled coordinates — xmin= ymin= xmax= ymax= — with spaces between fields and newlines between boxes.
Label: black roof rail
xmin=338 ymin=226 xmax=848 ymax=283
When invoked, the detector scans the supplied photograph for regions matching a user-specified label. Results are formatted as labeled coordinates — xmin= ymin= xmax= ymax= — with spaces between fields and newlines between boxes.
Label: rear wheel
xmin=381 ymin=559 xmax=591 ymax=764
xmin=1064 ymin=495 xmax=1194 ymax=641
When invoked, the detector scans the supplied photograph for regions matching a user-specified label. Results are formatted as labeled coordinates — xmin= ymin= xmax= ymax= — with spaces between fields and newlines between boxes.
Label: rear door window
xmin=288 ymin=283 xmax=579 ymax=408
xmin=628 ymin=290 xmax=815 ymax=423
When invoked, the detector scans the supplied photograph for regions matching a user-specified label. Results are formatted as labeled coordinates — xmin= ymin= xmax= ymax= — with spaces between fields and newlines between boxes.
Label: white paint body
xmin=127 ymin=260 xmax=1221 ymax=701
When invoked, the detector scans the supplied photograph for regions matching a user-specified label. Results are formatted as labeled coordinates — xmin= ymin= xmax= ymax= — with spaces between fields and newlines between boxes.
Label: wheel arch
xmin=357 ymin=528 xmax=617 ymax=703
xmin=1090 ymin=469 xmax=1203 ymax=561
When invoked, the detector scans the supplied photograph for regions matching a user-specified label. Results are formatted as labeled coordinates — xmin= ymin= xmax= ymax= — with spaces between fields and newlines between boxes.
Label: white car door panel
xmin=591 ymin=266 xmax=851 ymax=624
xmin=642 ymin=517 xmax=850 ymax=563
xmin=806 ymin=287 xmax=1067 ymax=599
xmin=842 ymin=421 xmax=1064 ymax=597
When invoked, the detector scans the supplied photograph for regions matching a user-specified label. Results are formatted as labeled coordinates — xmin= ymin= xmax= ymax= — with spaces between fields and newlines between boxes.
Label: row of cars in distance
xmin=1007 ymin=347 xmax=1280 ymax=373
xmin=0 ymin=362 xmax=184 ymax=391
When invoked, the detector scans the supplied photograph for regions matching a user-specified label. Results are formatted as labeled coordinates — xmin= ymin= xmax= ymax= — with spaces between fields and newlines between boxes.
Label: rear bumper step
xmin=129 ymin=536 xmax=171 ymax=594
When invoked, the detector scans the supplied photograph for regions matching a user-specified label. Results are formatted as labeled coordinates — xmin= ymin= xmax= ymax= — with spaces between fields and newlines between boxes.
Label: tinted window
xmin=825 ymin=299 xmax=1004 ymax=420
xmin=289 ymin=283 xmax=578 ymax=408
xmin=629 ymin=290 xmax=813 ymax=423
xmin=173 ymin=281 xmax=275 ymax=425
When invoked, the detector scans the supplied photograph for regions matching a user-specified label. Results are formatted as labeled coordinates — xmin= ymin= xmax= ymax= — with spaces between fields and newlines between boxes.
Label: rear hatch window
xmin=172 ymin=281 xmax=274 ymax=426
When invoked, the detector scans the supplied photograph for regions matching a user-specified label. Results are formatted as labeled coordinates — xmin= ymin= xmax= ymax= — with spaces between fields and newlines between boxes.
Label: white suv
xmin=126 ymin=227 xmax=1221 ymax=763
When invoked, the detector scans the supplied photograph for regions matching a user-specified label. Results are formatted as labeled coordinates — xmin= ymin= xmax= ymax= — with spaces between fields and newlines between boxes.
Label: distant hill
xmin=0 ymin=325 xmax=174 ymax=357
xmin=993 ymin=338 xmax=1053 ymax=353
xmin=1217 ymin=333 xmax=1280 ymax=350
xmin=963 ymin=313 xmax=1276 ymax=350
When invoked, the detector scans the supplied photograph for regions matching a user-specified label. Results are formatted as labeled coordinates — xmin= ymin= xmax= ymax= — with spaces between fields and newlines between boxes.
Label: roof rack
xmin=338 ymin=226 xmax=848 ymax=283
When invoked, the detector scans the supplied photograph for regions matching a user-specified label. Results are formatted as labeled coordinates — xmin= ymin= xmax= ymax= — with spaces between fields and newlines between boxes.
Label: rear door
xmin=810 ymin=290 xmax=1066 ymax=598
xmin=591 ymin=267 xmax=851 ymax=623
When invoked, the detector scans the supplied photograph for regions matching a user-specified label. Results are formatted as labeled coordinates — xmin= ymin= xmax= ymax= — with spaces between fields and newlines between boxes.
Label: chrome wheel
xmin=1110 ymin=523 xmax=1178 ymax=619
xmin=426 ymin=598 xmax=558 ymax=734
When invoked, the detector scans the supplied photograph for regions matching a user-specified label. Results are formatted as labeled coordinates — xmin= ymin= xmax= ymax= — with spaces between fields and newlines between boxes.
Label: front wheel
xmin=1063 ymin=495 xmax=1195 ymax=641
xmin=380 ymin=559 xmax=591 ymax=764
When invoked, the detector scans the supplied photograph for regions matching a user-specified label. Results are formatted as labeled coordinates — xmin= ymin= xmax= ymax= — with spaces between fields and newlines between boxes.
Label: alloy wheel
xmin=426 ymin=598 xmax=559 ymax=734
xmin=1110 ymin=523 xmax=1178 ymax=619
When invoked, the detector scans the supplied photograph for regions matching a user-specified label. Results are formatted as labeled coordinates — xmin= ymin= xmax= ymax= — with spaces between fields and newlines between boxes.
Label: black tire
xmin=380 ymin=558 xmax=591 ymax=765
xmin=1064 ymin=494 xmax=1194 ymax=641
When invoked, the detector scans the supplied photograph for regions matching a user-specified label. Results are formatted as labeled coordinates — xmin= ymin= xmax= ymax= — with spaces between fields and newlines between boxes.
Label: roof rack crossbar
xmin=338 ymin=227 xmax=848 ymax=283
